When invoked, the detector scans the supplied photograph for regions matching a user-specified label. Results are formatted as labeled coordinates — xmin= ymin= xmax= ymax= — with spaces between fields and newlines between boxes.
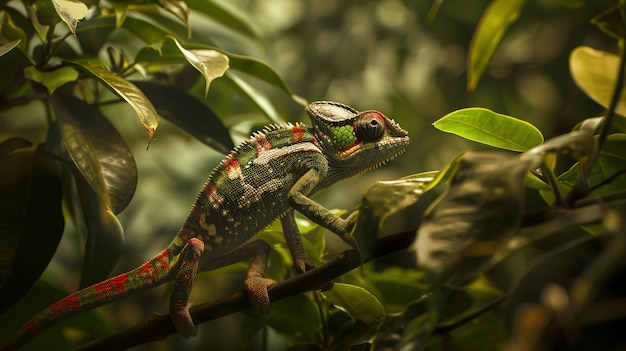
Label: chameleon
xmin=1 ymin=101 xmax=409 ymax=350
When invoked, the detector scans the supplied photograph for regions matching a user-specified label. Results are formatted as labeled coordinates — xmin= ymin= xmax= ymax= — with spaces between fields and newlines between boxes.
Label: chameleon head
xmin=306 ymin=101 xmax=410 ymax=182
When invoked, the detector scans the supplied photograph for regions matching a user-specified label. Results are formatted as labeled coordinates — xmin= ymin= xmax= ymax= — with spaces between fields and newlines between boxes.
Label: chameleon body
xmin=2 ymin=101 xmax=409 ymax=350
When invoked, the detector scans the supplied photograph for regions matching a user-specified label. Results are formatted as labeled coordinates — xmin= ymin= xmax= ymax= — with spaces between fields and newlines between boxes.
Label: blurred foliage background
xmin=1 ymin=0 xmax=621 ymax=350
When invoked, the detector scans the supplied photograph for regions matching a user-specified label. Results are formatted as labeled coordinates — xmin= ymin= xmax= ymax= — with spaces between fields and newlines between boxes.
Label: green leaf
xmin=228 ymin=53 xmax=305 ymax=103
xmin=323 ymin=283 xmax=385 ymax=324
xmin=23 ymin=66 xmax=78 ymax=93
xmin=70 ymin=60 xmax=159 ymax=144
xmin=0 ymin=40 xmax=21 ymax=57
xmin=160 ymin=0 xmax=190 ymax=38
xmin=570 ymin=46 xmax=626 ymax=116
xmin=467 ymin=0 xmax=526 ymax=91
xmin=260 ymin=293 xmax=321 ymax=345
xmin=72 ymin=169 xmax=124 ymax=288
xmin=223 ymin=71 xmax=283 ymax=124
xmin=1 ymin=11 xmax=29 ymax=54
xmin=352 ymin=174 xmax=432 ymax=261
xmin=434 ymin=108 xmax=544 ymax=152
xmin=51 ymin=0 xmax=89 ymax=35
xmin=0 ymin=146 xmax=64 ymax=313
xmin=132 ymin=81 xmax=234 ymax=153
xmin=52 ymin=92 xmax=138 ymax=214
xmin=186 ymin=0 xmax=261 ymax=43
xmin=166 ymin=37 xmax=229 ymax=97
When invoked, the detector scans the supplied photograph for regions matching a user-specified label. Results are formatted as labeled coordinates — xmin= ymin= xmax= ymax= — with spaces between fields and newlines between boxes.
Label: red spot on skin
xmin=93 ymin=274 xmax=129 ymax=299
xmin=50 ymin=294 xmax=81 ymax=316
xmin=292 ymin=125 xmax=305 ymax=142
xmin=225 ymin=155 xmax=240 ymax=171
xmin=254 ymin=134 xmax=272 ymax=155
xmin=23 ymin=319 xmax=37 ymax=333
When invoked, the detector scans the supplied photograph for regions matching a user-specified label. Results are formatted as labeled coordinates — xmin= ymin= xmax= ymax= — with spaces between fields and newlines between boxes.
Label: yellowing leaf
xmin=171 ymin=37 xmax=229 ymax=96
xmin=52 ymin=0 xmax=89 ymax=36
xmin=570 ymin=46 xmax=626 ymax=116
xmin=467 ymin=0 xmax=525 ymax=91
xmin=70 ymin=60 xmax=159 ymax=145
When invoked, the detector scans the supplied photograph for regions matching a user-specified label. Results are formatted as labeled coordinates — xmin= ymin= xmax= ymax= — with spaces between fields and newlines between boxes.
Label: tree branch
xmin=73 ymin=230 xmax=417 ymax=351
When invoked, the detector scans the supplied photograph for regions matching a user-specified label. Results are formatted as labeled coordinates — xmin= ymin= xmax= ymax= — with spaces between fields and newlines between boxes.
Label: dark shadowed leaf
xmin=186 ymin=0 xmax=261 ymax=43
xmin=0 ymin=137 xmax=32 ymax=159
xmin=132 ymin=81 xmax=234 ymax=154
xmin=467 ymin=0 xmax=526 ymax=91
xmin=72 ymin=167 xmax=124 ymax=288
xmin=434 ymin=108 xmax=544 ymax=152
xmin=70 ymin=60 xmax=159 ymax=144
xmin=0 ymin=40 xmax=21 ymax=57
xmin=259 ymin=293 xmax=320 ymax=345
xmin=0 ymin=146 xmax=64 ymax=312
xmin=52 ymin=91 xmax=138 ymax=214
xmin=414 ymin=151 xmax=529 ymax=287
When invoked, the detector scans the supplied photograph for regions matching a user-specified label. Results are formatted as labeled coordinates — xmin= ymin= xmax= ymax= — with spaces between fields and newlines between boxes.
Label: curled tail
xmin=1 ymin=247 xmax=175 ymax=351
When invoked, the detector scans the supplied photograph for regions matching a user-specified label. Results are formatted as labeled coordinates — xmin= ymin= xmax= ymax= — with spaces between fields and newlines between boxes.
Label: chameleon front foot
xmin=245 ymin=273 xmax=277 ymax=314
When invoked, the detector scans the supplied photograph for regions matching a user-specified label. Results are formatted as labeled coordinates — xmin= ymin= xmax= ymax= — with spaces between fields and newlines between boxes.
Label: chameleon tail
xmin=1 ymin=247 xmax=175 ymax=351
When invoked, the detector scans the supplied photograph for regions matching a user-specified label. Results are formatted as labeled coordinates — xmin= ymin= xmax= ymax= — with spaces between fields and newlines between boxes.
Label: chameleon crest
xmin=2 ymin=101 xmax=409 ymax=350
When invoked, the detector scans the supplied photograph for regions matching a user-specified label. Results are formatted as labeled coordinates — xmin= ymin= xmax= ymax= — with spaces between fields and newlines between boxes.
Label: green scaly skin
xmin=1 ymin=101 xmax=409 ymax=350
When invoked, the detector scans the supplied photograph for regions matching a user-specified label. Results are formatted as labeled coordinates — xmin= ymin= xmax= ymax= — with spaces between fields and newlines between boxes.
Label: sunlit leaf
xmin=323 ymin=283 xmax=386 ymax=324
xmin=51 ymin=0 xmax=89 ymax=36
xmin=23 ymin=66 xmax=78 ymax=93
xmin=70 ymin=60 xmax=159 ymax=144
xmin=434 ymin=108 xmax=544 ymax=152
xmin=0 ymin=146 xmax=64 ymax=312
xmin=570 ymin=46 xmax=626 ymax=116
xmin=160 ymin=0 xmax=190 ymax=38
xmin=166 ymin=37 xmax=229 ymax=97
xmin=0 ymin=40 xmax=20 ymax=57
xmin=52 ymin=92 xmax=138 ymax=214
xmin=467 ymin=0 xmax=526 ymax=91
xmin=132 ymin=81 xmax=234 ymax=154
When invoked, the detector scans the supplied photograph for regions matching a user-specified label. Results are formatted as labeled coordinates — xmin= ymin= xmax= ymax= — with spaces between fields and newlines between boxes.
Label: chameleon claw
xmin=171 ymin=302 xmax=198 ymax=338
xmin=245 ymin=275 xmax=277 ymax=314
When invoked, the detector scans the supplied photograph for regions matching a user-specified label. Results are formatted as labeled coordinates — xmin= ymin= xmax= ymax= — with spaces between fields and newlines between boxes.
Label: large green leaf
xmin=434 ymin=108 xmax=544 ymax=152
xmin=70 ymin=60 xmax=159 ymax=144
xmin=0 ymin=145 xmax=64 ymax=313
xmin=570 ymin=46 xmax=626 ymax=116
xmin=132 ymin=81 xmax=234 ymax=154
xmin=467 ymin=0 xmax=526 ymax=91
xmin=52 ymin=92 xmax=138 ymax=214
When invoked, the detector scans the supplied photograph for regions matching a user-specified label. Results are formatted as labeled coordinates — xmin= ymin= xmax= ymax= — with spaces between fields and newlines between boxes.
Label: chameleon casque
xmin=2 ymin=101 xmax=409 ymax=350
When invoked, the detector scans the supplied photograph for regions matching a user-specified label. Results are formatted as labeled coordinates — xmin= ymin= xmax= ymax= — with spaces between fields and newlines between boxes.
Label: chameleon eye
xmin=356 ymin=112 xmax=386 ymax=141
